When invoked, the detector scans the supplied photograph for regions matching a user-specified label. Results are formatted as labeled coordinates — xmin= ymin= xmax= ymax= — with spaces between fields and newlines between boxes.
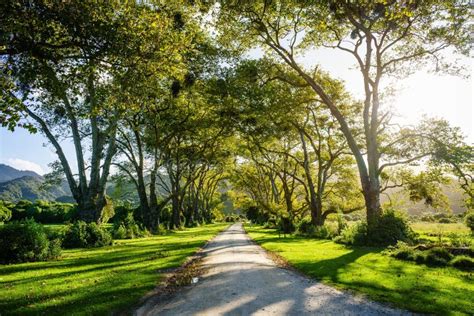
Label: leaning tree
xmin=217 ymin=0 xmax=470 ymax=232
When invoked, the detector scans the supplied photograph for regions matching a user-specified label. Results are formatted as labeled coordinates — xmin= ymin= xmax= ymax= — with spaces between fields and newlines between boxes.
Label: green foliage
xmin=224 ymin=214 xmax=241 ymax=223
xmin=295 ymin=218 xmax=337 ymax=239
xmin=389 ymin=242 xmax=422 ymax=262
xmin=63 ymin=221 xmax=112 ymax=248
xmin=464 ymin=212 xmax=474 ymax=233
xmin=112 ymin=212 xmax=148 ymax=239
xmin=8 ymin=200 xmax=76 ymax=223
xmin=368 ymin=209 xmax=416 ymax=246
xmin=244 ymin=206 xmax=269 ymax=225
xmin=277 ymin=216 xmax=295 ymax=234
xmin=424 ymin=247 xmax=453 ymax=266
xmin=334 ymin=221 xmax=368 ymax=246
xmin=0 ymin=202 xmax=12 ymax=223
xmin=335 ymin=209 xmax=415 ymax=246
xmin=112 ymin=224 xmax=127 ymax=239
xmin=0 ymin=219 xmax=61 ymax=264
xmin=388 ymin=243 xmax=474 ymax=270
xmin=296 ymin=218 xmax=316 ymax=236
xmin=449 ymin=255 xmax=474 ymax=271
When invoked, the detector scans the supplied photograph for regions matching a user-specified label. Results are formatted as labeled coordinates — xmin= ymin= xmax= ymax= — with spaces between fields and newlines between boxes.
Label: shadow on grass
xmin=0 ymin=225 xmax=226 ymax=315
xmin=246 ymin=226 xmax=474 ymax=315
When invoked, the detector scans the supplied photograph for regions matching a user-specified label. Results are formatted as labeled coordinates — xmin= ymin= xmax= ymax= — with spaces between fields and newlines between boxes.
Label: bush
xmin=9 ymin=200 xmax=77 ymax=224
xmin=368 ymin=209 xmax=415 ymax=246
xmin=390 ymin=242 xmax=418 ymax=261
xmin=0 ymin=219 xmax=61 ymax=263
xmin=465 ymin=212 xmax=474 ymax=233
xmin=0 ymin=203 xmax=12 ymax=223
xmin=112 ymin=213 xmax=148 ymax=239
xmin=424 ymin=247 xmax=452 ymax=266
xmin=278 ymin=216 xmax=295 ymax=234
xmin=449 ymin=256 xmax=474 ymax=271
xmin=225 ymin=215 xmax=236 ymax=222
xmin=447 ymin=232 xmax=473 ymax=248
xmin=112 ymin=224 xmax=127 ymax=239
xmin=296 ymin=218 xmax=316 ymax=236
xmin=334 ymin=221 xmax=368 ymax=245
xmin=63 ymin=221 xmax=112 ymax=248
xmin=334 ymin=210 xmax=414 ymax=246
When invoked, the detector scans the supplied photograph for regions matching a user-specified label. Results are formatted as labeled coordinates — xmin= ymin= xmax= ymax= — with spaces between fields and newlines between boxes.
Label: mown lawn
xmin=0 ymin=223 xmax=228 ymax=315
xmin=245 ymin=225 xmax=474 ymax=315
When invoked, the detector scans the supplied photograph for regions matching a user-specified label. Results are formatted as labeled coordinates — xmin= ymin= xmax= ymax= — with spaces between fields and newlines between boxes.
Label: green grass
xmin=245 ymin=225 xmax=474 ymax=315
xmin=410 ymin=222 xmax=472 ymax=243
xmin=0 ymin=223 xmax=228 ymax=315
xmin=411 ymin=221 xmax=470 ymax=234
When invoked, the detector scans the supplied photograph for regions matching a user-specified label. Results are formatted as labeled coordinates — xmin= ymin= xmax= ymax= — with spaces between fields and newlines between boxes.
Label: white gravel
xmin=136 ymin=223 xmax=411 ymax=316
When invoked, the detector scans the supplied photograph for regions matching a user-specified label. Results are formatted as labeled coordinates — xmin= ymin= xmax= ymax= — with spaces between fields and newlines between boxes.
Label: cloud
xmin=6 ymin=158 xmax=45 ymax=175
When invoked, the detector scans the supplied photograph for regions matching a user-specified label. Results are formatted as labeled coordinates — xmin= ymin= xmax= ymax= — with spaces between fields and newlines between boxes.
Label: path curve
xmin=137 ymin=223 xmax=410 ymax=316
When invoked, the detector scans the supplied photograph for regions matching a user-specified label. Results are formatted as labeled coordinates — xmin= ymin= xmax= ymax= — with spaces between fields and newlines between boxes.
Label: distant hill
xmin=0 ymin=163 xmax=41 ymax=183
xmin=0 ymin=164 xmax=73 ymax=202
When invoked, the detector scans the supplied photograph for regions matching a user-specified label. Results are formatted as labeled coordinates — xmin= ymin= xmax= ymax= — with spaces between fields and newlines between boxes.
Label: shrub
xmin=465 ymin=212 xmax=474 ymax=233
xmin=296 ymin=218 xmax=316 ymax=236
xmin=313 ymin=225 xmax=333 ymax=239
xmin=334 ymin=221 xmax=368 ymax=245
xmin=112 ymin=213 xmax=148 ymax=239
xmin=63 ymin=221 xmax=112 ymax=248
xmin=334 ymin=209 xmax=415 ymax=246
xmin=424 ymin=247 xmax=452 ymax=266
xmin=368 ymin=209 xmax=415 ymax=246
xmin=390 ymin=241 xmax=425 ymax=263
xmin=449 ymin=256 xmax=474 ymax=271
xmin=278 ymin=216 xmax=295 ymax=234
xmin=447 ymin=232 xmax=473 ymax=248
xmin=112 ymin=224 xmax=127 ymax=239
xmin=0 ymin=219 xmax=61 ymax=263
xmin=0 ymin=203 xmax=12 ymax=223
xmin=225 ymin=215 xmax=235 ymax=222
xmin=9 ymin=200 xmax=77 ymax=224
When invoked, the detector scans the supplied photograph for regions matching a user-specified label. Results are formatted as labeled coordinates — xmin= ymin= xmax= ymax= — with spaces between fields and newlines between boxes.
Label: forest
xmin=0 ymin=1 xmax=473 ymax=315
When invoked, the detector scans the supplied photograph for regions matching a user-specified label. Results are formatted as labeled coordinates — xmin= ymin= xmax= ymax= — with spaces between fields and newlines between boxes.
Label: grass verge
xmin=245 ymin=224 xmax=474 ymax=315
xmin=0 ymin=223 xmax=228 ymax=315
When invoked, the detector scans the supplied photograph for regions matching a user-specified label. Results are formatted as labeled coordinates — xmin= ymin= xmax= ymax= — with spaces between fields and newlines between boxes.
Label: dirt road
xmin=136 ymin=223 xmax=409 ymax=316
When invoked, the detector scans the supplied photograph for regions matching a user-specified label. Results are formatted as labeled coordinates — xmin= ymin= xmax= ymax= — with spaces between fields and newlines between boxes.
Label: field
xmin=0 ymin=223 xmax=228 ymax=315
xmin=411 ymin=222 xmax=471 ymax=241
xmin=245 ymin=224 xmax=474 ymax=315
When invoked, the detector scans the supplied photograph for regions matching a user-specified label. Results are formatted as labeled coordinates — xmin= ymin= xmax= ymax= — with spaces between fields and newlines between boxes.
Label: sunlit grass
xmin=410 ymin=222 xmax=471 ymax=243
xmin=0 ymin=223 xmax=228 ymax=315
xmin=245 ymin=224 xmax=474 ymax=315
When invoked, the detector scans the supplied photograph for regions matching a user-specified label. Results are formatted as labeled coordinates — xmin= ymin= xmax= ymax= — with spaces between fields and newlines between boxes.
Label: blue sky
xmin=1 ymin=48 xmax=472 ymax=175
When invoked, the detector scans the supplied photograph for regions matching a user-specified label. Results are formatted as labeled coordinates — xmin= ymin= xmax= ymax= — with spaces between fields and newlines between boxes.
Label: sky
xmin=0 ymin=48 xmax=472 ymax=175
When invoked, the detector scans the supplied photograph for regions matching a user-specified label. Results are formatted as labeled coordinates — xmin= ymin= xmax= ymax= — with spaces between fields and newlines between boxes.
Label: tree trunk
xmin=171 ymin=194 xmax=181 ymax=229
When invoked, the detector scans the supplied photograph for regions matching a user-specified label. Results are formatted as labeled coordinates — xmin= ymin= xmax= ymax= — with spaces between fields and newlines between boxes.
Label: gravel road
xmin=136 ymin=223 xmax=410 ymax=316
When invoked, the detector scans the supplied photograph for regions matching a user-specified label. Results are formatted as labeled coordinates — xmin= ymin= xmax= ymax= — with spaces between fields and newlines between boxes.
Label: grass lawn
xmin=410 ymin=222 xmax=472 ymax=243
xmin=245 ymin=225 xmax=474 ymax=315
xmin=0 ymin=223 xmax=228 ymax=315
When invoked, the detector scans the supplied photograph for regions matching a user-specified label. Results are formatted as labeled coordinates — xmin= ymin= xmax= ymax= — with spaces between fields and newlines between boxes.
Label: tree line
xmin=1 ymin=1 xmax=472 ymax=239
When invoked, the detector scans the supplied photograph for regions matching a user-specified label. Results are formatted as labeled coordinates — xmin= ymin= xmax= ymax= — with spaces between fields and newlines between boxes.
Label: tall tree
xmin=1 ymin=2 xmax=184 ymax=222
xmin=218 ymin=0 xmax=470 ymax=231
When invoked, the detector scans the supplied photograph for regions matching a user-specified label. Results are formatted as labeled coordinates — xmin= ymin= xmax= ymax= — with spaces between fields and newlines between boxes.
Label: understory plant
xmin=0 ymin=219 xmax=61 ymax=263
xmin=62 ymin=221 xmax=112 ymax=248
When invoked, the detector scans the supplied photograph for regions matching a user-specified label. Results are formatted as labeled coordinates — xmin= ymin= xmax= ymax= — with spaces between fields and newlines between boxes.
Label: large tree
xmin=0 ymin=1 xmax=185 ymax=222
xmin=218 ymin=0 xmax=470 ymax=231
